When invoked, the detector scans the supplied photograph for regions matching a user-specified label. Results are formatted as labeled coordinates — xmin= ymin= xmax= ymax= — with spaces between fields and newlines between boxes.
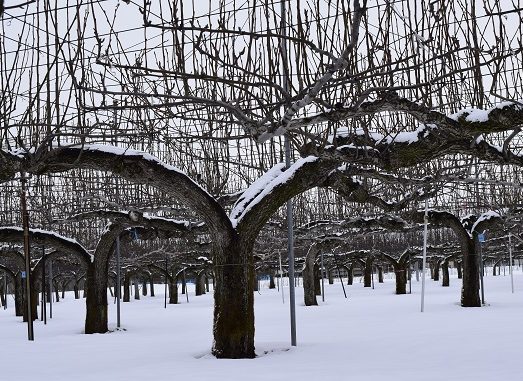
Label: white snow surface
xmin=1 ymin=272 xmax=522 ymax=381
xmin=230 ymin=157 xmax=319 ymax=227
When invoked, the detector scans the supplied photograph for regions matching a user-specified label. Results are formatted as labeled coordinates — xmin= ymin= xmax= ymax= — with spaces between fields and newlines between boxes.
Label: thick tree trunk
xmin=74 ymin=284 xmax=80 ymax=299
xmin=85 ymin=262 xmax=109 ymax=334
xmin=347 ymin=265 xmax=354 ymax=285
xmin=54 ymin=282 xmax=60 ymax=302
xmin=169 ymin=280 xmax=178 ymax=304
xmin=328 ymin=270 xmax=334 ymax=285
xmin=364 ymin=257 xmax=373 ymax=287
xmin=377 ymin=266 xmax=384 ymax=283
xmin=149 ymin=276 xmax=155 ymax=297
xmin=269 ymin=273 xmax=276 ymax=289
xmin=442 ymin=261 xmax=450 ymax=287
xmin=394 ymin=268 xmax=407 ymax=294
xmin=461 ymin=238 xmax=481 ymax=307
xmin=457 ymin=262 xmax=462 ymax=279
xmin=181 ymin=276 xmax=186 ymax=295
xmin=212 ymin=237 xmax=255 ymax=359
xmin=252 ymin=272 xmax=259 ymax=292
xmin=303 ymin=249 xmax=318 ymax=306
xmin=196 ymin=272 xmax=206 ymax=295
xmin=142 ymin=279 xmax=148 ymax=296
xmin=205 ymin=275 xmax=210 ymax=292
xmin=433 ymin=261 xmax=440 ymax=281
xmin=15 ymin=274 xmax=24 ymax=316
xmin=134 ymin=279 xmax=140 ymax=300
xmin=123 ymin=273 xmax=130 ymax=302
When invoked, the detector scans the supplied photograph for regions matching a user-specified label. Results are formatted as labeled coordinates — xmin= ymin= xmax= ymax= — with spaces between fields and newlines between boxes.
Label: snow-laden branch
xmin=30 ymin=144 xmax=231 ymax=233
xmin=0 ymin=226 xmax=92 ymax=264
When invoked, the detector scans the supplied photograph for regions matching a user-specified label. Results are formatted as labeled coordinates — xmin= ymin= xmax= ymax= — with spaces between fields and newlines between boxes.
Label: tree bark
xmin=433 ymin=261 xmax=440 ymax=281
xmin=328 ymin=270 xmax=334 ymax=285
xmin=169 ymin=280 xmax=178 ymax=304
xmin=395 ymin=268 xmax=407 ymax=294
xmin=211 ymin=236 xmax=255 ymax=359
xmin=314 ymin=264 xmax=321 ymax=295
xmin=363 ymin=257 xmax=373 ymax=287
xmin=134 ymin=279 xmax=140 ymax=300
xmin=442 ymin=260 xmax=450 ymax=287
xmin=149 ymin=276 xmax=155 ymax=297
xmin=461 ymin=238 xmax=481 ymax=307
xmin=123 ymin=273 xmax=131 ymax=302
xmin=303 ymin=245 xmax=318 ymax=306
xmin=347 ymin=264 xmax=354 ymax=285
xmin=142 ymin=279 xmax=148 ymax=296
xmin=14 ymin=274 xmax=24 ymax=316
xmin=269 ymin=272 xmax=275 ymax=289
xmin=457 ymin=262 xmax=462 ymax=279
xmin=377 ymin=265 xmax=384 ymax=283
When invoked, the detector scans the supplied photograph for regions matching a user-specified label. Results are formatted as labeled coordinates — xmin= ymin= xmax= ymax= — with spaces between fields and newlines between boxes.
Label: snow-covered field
xmin=1 ymin=270 xmax=522 ymax=381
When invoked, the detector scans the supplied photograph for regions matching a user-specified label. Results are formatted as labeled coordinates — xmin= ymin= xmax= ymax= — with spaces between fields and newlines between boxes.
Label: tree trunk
xmin=364 ymin=257 xmax=373 ymax=287
xmin=212 ymin=237 xmax=255 ymax=359
xmin=205 ymin=275 xmax=210 ymax=292
xmin=269 ymin=273 xmax=276 ymax=289
xmin=142 ymin=279 xmax=148 ymax=296
xmin=461 ymin=238 xmax=481 ymax=307
xmin=169 ymin=280 xmax=178 ymax=304
xmin=181 ymin=276 xmax=186 ymax=295
xmin=442 ymin=261 xmax=450 ymax=287
xmin=347 ymin=265 xmax=354 ymax=285
xmin=15 ymin=274 xmax=24 ymax=316
xmin=149 ymin=276 xmax=155 ymax=297
xmin=134 ymin=279 xmax=140 ymax=300
xmin=123 ymin=273 xmax=130 ymax=302
xmin=328 ymin=270 xmax=334 ymax=285
xmin=252 ymin=272 xmax=258 ymax=292
xmin=196 ymin=272 xmax=206 ymax=295
xmin=395 ymin=268 xmax=407 ymax=294
xmin=84 ymin=262 xmax=109 ymax=334
xmin=74 ymin=283 xmax=80 ymax=299
xmin=303 ymin=249 xmax=318 ymax=306
xmin=457 ymin=262 xmax=462 ymax=279
xmin=54 ymin=281 xmax=60 ymax=302
xmin=433 ymin=261 xmax=440 ymax=281
xmin=377 ymin=266 xmax=384 ymax=283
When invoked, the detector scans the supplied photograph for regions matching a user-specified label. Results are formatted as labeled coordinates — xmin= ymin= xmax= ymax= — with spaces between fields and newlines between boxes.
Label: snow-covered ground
xmin=1 ymin=269 xmax=522 ymax=381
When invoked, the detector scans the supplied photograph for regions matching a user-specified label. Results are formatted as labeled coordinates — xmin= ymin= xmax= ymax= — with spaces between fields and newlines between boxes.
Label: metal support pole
xmin=42 ymin=247 xmax=46 ymax=324
xmin=3 ymin=273 xmax=6 ymax=310
xmin=479 ymin=240 xmax=485 ymax=305
xmin=49 ymin=260 xmax=53 ymax=319
xmin=20 ymin=172 xmax=34 ymax=340
xmin=280 ymin=0 xmax=296 ymax=347
xmin=421 ymin=199 xmax=429 ymax=313
xmin=320 ymin=251 xmax=325 ymax=302
xmin=164 ymin=254 xmax=168 ymax=309
xmin=509 ymin=233 xmax=514 ymax=293
xmin=116 ymin=235 xmax=121 ymax=328
xmin=183 ymin=268 xmax=189 ymax=303
xmin=279 ymin=253 xmax=284 ymax=303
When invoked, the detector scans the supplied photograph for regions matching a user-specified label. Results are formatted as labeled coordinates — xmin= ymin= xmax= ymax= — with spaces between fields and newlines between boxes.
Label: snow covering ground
xmin=1 ymin=269 xmax=522 ymax=381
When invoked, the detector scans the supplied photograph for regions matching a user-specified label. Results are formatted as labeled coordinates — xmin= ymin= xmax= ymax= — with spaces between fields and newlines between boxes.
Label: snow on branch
xmin=0 ymin=226 xmax=93 ymax=263
xmin=230 ymin=156 xmax=320 ymax=227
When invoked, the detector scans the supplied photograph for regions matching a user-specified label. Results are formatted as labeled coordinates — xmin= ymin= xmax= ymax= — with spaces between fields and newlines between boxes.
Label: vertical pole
xmin=280 ymin=0 xmax=296 ymax=348
xmin=478 ymin=238 xmax=485 ymax=305
xmin=183 ymin=268 xmax=189 ymax=303
xmin=320 ymin=251 xmax=325 ymax=302
xmin=3 ymin=273 xmax=6 ymax=310
xmin=421 ymin=199 xmax=428 ymax=313
xmin=20 ymin=172 xmax=34 ymax=340
xmin=49 ymin=260 xmax=53 ymax=319
xmin=116 ymin=235 xmax=121 ymax=328
xmin=279 ymin=253 xmax=284 ymax=303
xmin=164 ymin=254 xmax=168 ymax=309
xmin=509 ymin=233 xmax=514 ymax=293
xmin=408 ymin=257 xmax=412 ymax=294
xmin=42 ymin=247 xmax=46 ymax=324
